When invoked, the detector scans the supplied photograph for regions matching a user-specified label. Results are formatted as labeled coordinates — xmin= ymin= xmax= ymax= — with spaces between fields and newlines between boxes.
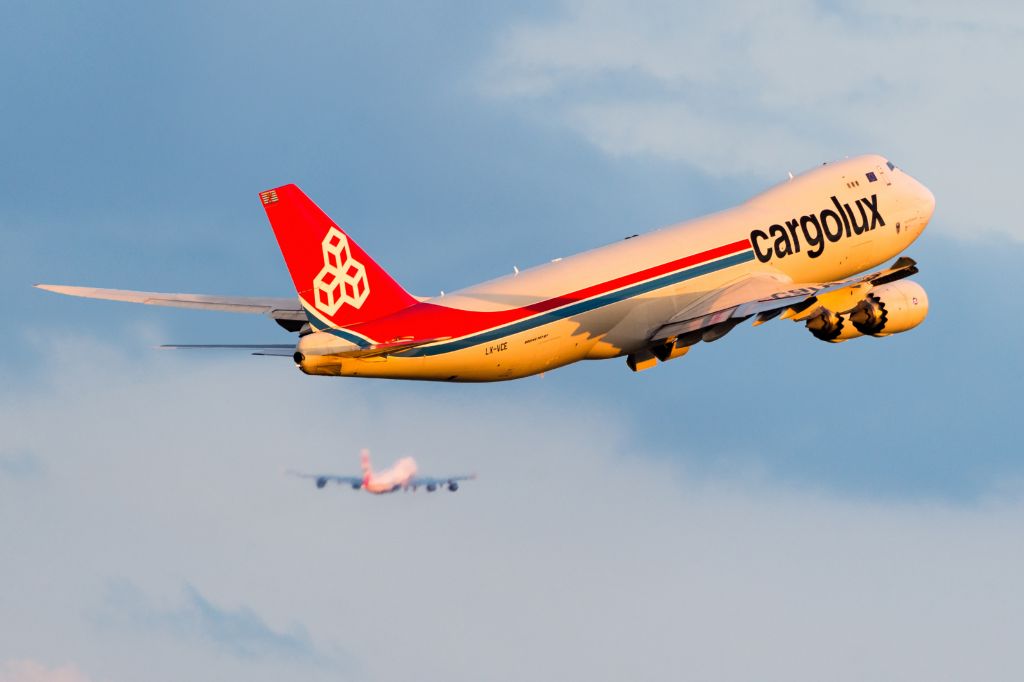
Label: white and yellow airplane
xmin=289 ymin=449 xmax=475 ymax=494
xmin=37 ymin=154 xmax=934 ymax=381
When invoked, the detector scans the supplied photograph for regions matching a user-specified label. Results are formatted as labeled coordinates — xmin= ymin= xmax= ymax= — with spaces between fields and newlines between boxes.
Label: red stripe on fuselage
xmin=345 ymin=238 xmax=752 ymax=342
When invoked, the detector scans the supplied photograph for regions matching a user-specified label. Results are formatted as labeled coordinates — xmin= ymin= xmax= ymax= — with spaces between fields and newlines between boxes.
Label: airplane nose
xmin=919 ymin=183 xmax=936 ymax=224
xmin=905 ymin=174 xmax=935 ymax=230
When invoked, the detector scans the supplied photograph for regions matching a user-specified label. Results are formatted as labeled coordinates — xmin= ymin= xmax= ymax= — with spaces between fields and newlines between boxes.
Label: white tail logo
xmin=313 ymin=227 xmax=370 ymax=315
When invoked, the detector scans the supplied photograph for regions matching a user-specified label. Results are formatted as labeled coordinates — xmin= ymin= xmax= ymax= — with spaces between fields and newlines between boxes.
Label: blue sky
xmin=3 ymin=2 xmax=1024 ymax=681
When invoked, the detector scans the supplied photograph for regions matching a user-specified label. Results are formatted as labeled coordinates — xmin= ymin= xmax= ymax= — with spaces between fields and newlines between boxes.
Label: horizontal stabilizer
xmin=160 ymin=344 xmax=294 ymax=357
xmin=36 ymin=284 xmax=304 ymax=321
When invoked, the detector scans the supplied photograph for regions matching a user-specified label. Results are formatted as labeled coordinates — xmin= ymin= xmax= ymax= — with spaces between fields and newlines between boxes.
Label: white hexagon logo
xmin=312 ymin=227 xmax=370 ymax=315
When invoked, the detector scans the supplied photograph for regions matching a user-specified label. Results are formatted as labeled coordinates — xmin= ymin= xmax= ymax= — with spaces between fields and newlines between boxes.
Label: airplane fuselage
xmin=295 ymin=155 xmax=934 ymax=381
xmin=362 ymin=456 xmax=418 ymax=494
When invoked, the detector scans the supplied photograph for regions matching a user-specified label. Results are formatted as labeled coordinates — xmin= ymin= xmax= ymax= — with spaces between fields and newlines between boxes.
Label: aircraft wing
xmin=35 ymin=284 xmax=306 ymax=328
xmin=286 ymin=471 xmax=364 ymax=488
xmin=648 ymin=257 xmax=919 ymax=344
xmin=409 ymin=474 xmax=477 ymax=487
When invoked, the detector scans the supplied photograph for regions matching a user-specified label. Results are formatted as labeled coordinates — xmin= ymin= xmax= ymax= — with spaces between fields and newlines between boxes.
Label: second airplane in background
xmin=289 ymin=450 xmax=475 ymax=494
xmin=38 ymin=154 xmax=935 ymax=381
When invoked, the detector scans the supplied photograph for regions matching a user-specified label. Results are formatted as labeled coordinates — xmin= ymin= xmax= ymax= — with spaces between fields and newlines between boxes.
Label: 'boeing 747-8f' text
xmin=38 ymin=155 xmax=934 ymax=381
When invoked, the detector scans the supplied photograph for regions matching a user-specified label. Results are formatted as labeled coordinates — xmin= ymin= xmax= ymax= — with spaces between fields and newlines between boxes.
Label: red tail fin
xmin=260 ymin=185 xmax=417 ymax=329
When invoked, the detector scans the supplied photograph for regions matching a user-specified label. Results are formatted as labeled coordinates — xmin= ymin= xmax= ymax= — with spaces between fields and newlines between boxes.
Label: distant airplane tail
xmin=360 ymin=448 xmax=373 ymax=477
xmin=260 ymin=184 xmax=418 ymax=330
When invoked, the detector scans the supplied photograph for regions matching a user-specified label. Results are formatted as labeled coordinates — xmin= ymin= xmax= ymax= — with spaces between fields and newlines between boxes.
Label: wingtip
xmin=35 ymin=284 xmax=81 ymax=296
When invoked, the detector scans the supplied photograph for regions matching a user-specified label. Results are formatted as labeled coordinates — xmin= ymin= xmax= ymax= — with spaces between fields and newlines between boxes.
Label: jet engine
xmin=847 ymin=280 xmax=929 ymax=337
xmin=804 ymin=307 xmax=861 ymax=343
xmin=805 ymin=280 xmax=928 ymax=343
xmin=448 ymin=482 xmax=459 ymax=492
xmin=316 ymin=477 xmax=328 ymax=489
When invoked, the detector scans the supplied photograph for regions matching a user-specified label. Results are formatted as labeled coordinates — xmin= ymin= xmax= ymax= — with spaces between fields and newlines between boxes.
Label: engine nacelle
xmin=804 ymin=308 xmax=865 ymax=343
xmin=448 ymin=482 xmax=459 ymax=492
xmin=316 ymin=477 xmax=328 ymax=489
xmin=805 ymin=280 xmax=928 ymax=343
xmin=847 ymin=280 xmax=929 ymax=337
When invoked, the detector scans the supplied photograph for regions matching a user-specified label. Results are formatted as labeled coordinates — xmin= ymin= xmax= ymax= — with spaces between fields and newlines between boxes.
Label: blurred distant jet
xmin=289 ymin=449 xmax=475 ymax=494
xmin=38 ymin=155 xmax=934 ymax=380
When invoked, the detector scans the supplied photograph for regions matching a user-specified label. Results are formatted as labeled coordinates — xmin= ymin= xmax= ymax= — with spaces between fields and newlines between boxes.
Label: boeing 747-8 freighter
xmin=38 ymin=155 xmax=934 ymax=381
xmin=289 ymin=450 xmax=474 ymax=494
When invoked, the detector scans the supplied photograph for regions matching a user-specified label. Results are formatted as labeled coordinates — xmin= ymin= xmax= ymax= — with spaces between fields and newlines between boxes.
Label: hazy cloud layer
xmin=483 ymin=0 xmax=1024 ymax=239
xmin=0 ymin=451 xmax=44 ymax=479
xmin=3 ymin=335 xmax=1024 ymax=681
xmin=96 ymin=581 xmax=324 ymax=663
xmin=0 ymin=661 xmax=92 ymax=682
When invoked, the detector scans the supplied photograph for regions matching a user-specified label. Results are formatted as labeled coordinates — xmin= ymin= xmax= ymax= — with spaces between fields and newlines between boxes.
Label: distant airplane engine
xmin=316 ymin=477 xmax=328 ymax=489
xmin=847 ymin=281 xmax=929 ymax=337
xmin=448 ymin=482 xmax=459 ymax=492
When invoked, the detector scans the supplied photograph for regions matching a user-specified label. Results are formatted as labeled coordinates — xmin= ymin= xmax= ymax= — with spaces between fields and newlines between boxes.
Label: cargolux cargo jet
xmin=288 ymin=449 xmax=475 ymax=494
xmin=37 ymin=154 xmax=934 ymax=382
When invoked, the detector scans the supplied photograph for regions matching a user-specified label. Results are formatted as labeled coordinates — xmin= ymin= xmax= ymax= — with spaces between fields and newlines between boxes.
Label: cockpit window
xmin=886 ymin=160 xmax=896 ymax=170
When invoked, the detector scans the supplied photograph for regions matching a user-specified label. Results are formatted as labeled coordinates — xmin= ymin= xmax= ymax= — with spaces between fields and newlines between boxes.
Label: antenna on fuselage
xmin=787 ymin=171 xmax=794 ymax=180
xmin=513 ymin=265 xmax=520 ymax=276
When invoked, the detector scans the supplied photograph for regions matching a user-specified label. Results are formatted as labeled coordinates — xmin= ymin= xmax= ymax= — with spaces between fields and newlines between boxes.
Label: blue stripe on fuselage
xmin=324 ymin=326 xmax=374 ymax=348
xmin=399 ymin=250 xmax=756 ymax=357
xmin=301 ymin=304 xmax=374 ymax=348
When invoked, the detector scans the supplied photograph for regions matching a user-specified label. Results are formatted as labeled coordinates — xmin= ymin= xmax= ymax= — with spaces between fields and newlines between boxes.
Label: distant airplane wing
xmin=410 ymin=473 xmax=476 ymax=489
xmin=286 ymin=471 xmax=365 ymax=489
xmin=648 ymin=257 xmax=919 ymax=344
xmin=35 ymin=284 xmax=306 ymax=330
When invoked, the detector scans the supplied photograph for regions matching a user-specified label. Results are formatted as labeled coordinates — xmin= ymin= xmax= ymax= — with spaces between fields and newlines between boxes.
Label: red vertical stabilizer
xmin=260 ymin=184 xmax=417 ymax=329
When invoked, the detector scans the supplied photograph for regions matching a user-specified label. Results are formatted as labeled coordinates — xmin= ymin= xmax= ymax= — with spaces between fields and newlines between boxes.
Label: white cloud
xmin=3 ymin=333 xmax=1024 ymax=681
xmin=565 ymin=100 xmax=830 ymax=176
xmin=96 ymin=581 xmax=325 ymax=664
xmin=482 ymin=0 xmax=1024 ymax=240
xmin=0 ymin=661 xmax=92 ymax=682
